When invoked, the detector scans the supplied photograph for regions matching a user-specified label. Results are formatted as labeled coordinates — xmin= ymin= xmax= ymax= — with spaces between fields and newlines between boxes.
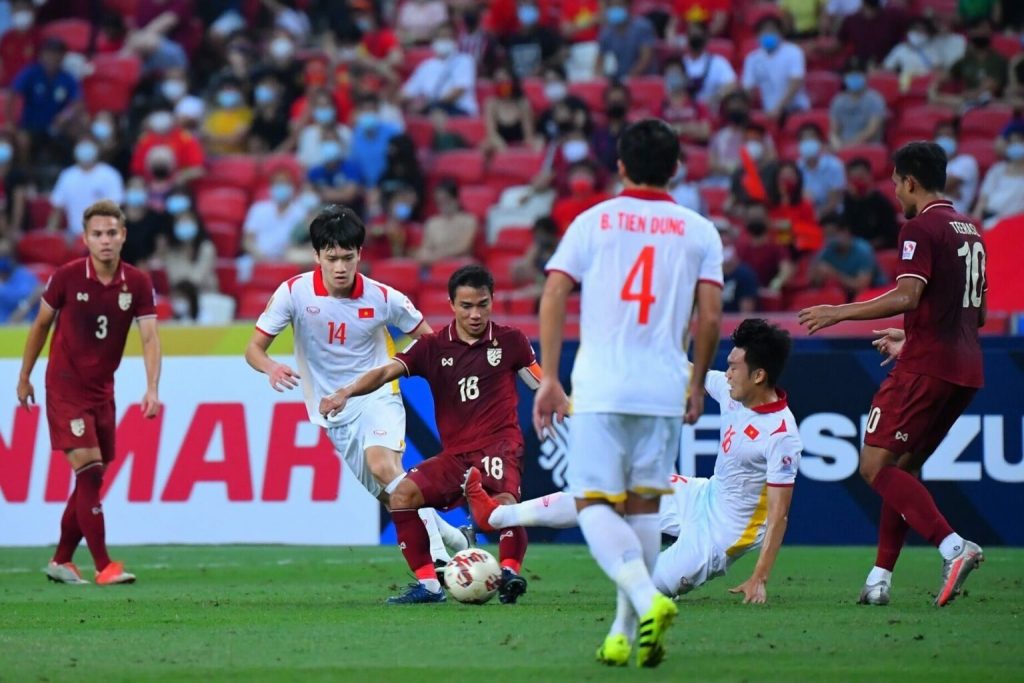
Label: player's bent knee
xmin=65 ymin=448 xmax=103 ymax=471
xmin=859 ymin=447 xmax=895 ymax=484
xmin=365 ymin=447 xmax=403 ymax=483
xmin=389 ymin=479 xmax=425 ymax=510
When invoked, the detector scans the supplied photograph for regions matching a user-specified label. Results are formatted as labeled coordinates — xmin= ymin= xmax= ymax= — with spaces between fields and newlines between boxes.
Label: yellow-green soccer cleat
xmin=595 ymin=634 xmax=631 ymax=667
xmin=635 ymin=594 xmax=678 ymax=668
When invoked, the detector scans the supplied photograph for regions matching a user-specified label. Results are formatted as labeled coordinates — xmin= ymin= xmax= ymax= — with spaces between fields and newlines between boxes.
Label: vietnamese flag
xmin=359 ymin=308 xmax=374 ymax=319
xmin=740 ymin=145 xmax=767 ymax=201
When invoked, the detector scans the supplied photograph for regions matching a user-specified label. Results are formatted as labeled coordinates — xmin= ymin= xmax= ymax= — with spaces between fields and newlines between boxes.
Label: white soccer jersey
xmin=702 ymin=370 xmax=803 ymax=557
xmin=256 ymin=271 xmax=425 ymax=428
xmin=546 ymin=189 xmax=724 ymax=416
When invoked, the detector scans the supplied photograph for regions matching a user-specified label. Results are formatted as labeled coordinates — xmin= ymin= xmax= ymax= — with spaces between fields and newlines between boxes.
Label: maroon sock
xmin=871 ymin=465 xmax=953 ymax=547
xmin=75 ymin=463 xmax=111 ymax=571
xmin=498 ymin=526 xmax=528 ymax=573
xmin=874 ymin=501 xmax=910 ymax=571
xmin=53 ymin=488 xmax=83 ymax=564
xmin=392 ymin=509 xmax=435 ymax=582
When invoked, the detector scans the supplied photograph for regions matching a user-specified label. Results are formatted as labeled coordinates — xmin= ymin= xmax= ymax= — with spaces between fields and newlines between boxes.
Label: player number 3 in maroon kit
xmin=798 ymin=142 xmax=986 ymax=607
xmin=17 ymin=200 xmax=162 ymax=587
xmin=318 ymin=265 xmax=543 ymax=605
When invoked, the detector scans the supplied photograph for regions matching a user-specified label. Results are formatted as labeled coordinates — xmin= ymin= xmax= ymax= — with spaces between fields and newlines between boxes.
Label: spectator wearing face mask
xmin=974 ymin=125 xmax=1024 ymax=228
xmin=809 ymin=213 xmax=883 ymax=299
xmin=293 ymin=89 xmax=354 ymax=169
xmin=708 ymin=92 xmax=770 ymax=182
xmin=0 ymin=0 xmax=39 ymax=88
xmin=248 ymin=75 xmax=291 ymax=153
xmin=596 ymin=0 xmax=656 ymax=80
xmin=882 ymin=17 xmax=964 ymax=82
xmin=590 ymin=82 xmax=631 ymax=172
xmin=559 ymin=0 xmax=601 ymax=81
xmin=352 ymin=1 xmax=404 ymax=82
xmin=308 ymin=134 xmax=360 ymax=206
xmin=931 ymin=19 xmax=1008 ymax=109
xmin=156 ymin=67 xmax=190 ymax=112
xmin=401 ymin=23 xmax=478 ymax=116
xmin=343 ymin=95 xmax=403 ymax=193
xmin=736 ymin=200 xmax=795 ymax=293
xmin=551 ymin=161 xmax=612 ymax=235
xmin=661 ymin=62 xmax=712 ymax=143
xmin=722 ymin=122 xmax=779 ymax=208
xmin=483 ymin=65 xmax=539 ymax=153
xmin=679 ymin=20 xmax=737 ymax=107
xmin=934 ymin=121 xmax=979 ymax=216
xmin=540 ymin=129 xmax=607 ymax=199
xmin=89 ymin=111 xmax=129 ymax=176
xmin=836 ymin=0 xmax=909 ymax=67
xmin=257 ymin=31 xmax=304 ymax=104
xmin=121 ymin=175 xmax=172 ymax=266
xmin=243 ymin=170 xmax=310 ymax=261
xmin=397 ymin=0 xmax=450 ymax=46
xmin=511 ymin=216 xmax=559 ymax=297
xmin=10 ymin=38 xmax=82 ymax=161
xmin=379 ymin=134 xmax=427 ymax=218
xmin=829 ymin=58 xmax=886 ymax=147
xmin=132 ymin=109 xmax=205 ymax=185
xmin=740 ymin=16 xmax=810 ymax=120
xmin=159 ymin=209 xmax=218 ymax=293
xmin=795 ymin=123 xmax=845 ymax=218
xmin=163 ymin=190 xmax=193 ymax=220
xmin=362 ymin=185 xmax=416 ymax=261
xmin=767 ymin=160 xmax=822 ymax=254
xmin=202 ymin=77 xmax=253 ymax=155
xmin=841 ymin=157 xmax=899 ymax=249
xmin=505 ymin=0 xmax=565 ymax=80
xmin=47 ymin=136 xmax=125 ymax=234
xmin=668 ymin=149 xmax=705 ymax=213
xmin=536 ymin=65 xmax=592 ymax=142
xmin=415 ymin=179 xmax=478 ymax=267
xmin=0 ymin=135 xmax=28 ymax=235
xmin=717 ymin=222 xmax=758 ymax=314
xmin=456 ymin=5 xmax=501 ymax=78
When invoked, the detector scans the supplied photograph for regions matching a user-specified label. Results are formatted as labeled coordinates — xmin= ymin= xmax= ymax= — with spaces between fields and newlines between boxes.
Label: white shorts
xmin=326 ymin=393 xmax=405 ymax=499
xmin=652 ymin=477 xmax=734 ymax=598
xmin=566 ymin=413 xmax=680 ymax=503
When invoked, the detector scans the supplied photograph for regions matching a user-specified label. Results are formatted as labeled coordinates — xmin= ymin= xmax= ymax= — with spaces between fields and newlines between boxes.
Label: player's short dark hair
xmin=844 ymin=156 xmax=872 ymax=173
xmin=618 ymin=119 xmax=680 ymax=188
xmin=309 ymin=205 xmax=365 ymax=252
xmin=83 ymin=199 xmax=125 ymax=230
xmin=731 ymin=318 xmax=792 ymax=388
xmin=448 ymin=264 xmax=494 ymax=300
xmin=893 ymin=141 xmax=947 ymax=192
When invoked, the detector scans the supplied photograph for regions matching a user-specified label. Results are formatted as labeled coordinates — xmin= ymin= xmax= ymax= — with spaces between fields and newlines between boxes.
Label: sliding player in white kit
xmin=244 ymin=205 xmax=471 ymax=563
xmin=466 ymin=319 xmax=803 ymax=605
xmin=533 ymin=119 xmax=724 ymax=668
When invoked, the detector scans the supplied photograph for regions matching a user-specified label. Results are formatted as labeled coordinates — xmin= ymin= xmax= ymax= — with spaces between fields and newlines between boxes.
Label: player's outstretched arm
xmin=687 ymin=282 xmax=723 ymax=425
xmin=16 ymin=302 xmax=56 ymax=409
xmin=244 ymin=329 xmax=300 ymax=392
xmin=729 ymin=485 xmax=794 ymax=605
xmin=798 ymin=276 xmax=925 ymax=334
xmin=320 ymin=360 xmax=405 ymax=418
xmin=534 ymin=273 xmax=573 ymax=439
xmin=137 ymin=317 xmax=162 ymax=418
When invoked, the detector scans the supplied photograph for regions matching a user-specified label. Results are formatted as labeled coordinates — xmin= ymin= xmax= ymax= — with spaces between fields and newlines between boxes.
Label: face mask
xmin=607 ymin=103 xmax=628 ymax=119
xmin=355 ymin=16 xmax=373 ymax=32
xmin=149 ymin=111 xmax=174 ymax=134
xmin=722 ymin=245 xmax=737 ymax=263
xmin=269 ymin=37 xmax=294 ymax=60
xmin=665 ymin=72 xmax=687 ymax=93
xmin=798 ymin=138 xmax=821 ymax=160
xmin=935 ymin=136 xmax=957 ymax=157
xmin=320 ymin=140 xmax=344 ymax=164
xmin=91 ymin=120 xmax=113 ymax=141
xmin=907 ymin=30 xmax=927 ymax=47
xmin=688 ymin=35 xmax=707 ymax=52
xmin=356 ymin=111 xmax=379 ymax=130
xmin=726 ymin=109 xmax=748 ymax=125
xmin=432 ymin=38 xmax=456 ymax=58
xmin=970 ymin=35 xmax=991 ymax=50
xmin=174 ymin=220 xmax=199 ymax=241
xmin=744 ymin=139 xmax=764 ymax=161
xmin=1006 ymin=142 xmax=1024 ymax=162
xmin=217 ymin=90 xmax=242 ymax=108
xmin=255 ymin=84 xmax=275 ymax=105
xmin=12 ymin=10 xmax=34 ymax=30
xmin=569 ymin=177 xmax=593 ymax=195
xmin=544 ymin=82 xmax=567 ymax=102
xmin=270 ymin=182 xmax=294 ymax=203
xmin=759 ymin=32 xmax=780 ymax=52
xmin=171 ymin=298 xmax=191 ymax=318
xmin=314 ymin=106 xmax=336 ymax=124
xmin=166 ymin=194 xmax=190 ymax=215
xmin=75 ymin=141 xmax=98 ymax=165
xmin=781 ymin=176 xmax=799 ymax=192
xmin=606 ymin=6 xmax=628 ymax=25
xmin=125 ymin=187 xmax=148 ymax=207
xmin=517 ymin=5 xmax=540 ymax=26
xmin=151 ymin=164 xmax=172 ymax=180
xmin=496 ymin=82 xmax=514 ymax=98
xmin=562 ymin=140 xmax=589 ymax=163
xmin=0 ymin=143 xmax=13 ymax=164
xmin=161 ymin=79 xmax=186 ymax=102
xmin=747 ymin=220 xmax=767 ymax=237
xmin=844 ymin=73 xmax=866 ymax=91
xmin=392 ymin=202 xmax=413 ymax=220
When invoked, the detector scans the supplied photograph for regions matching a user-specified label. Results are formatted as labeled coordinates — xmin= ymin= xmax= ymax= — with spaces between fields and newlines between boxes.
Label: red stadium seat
xmin=805 ymin=71 xmax=841 ymax=108
xmin=445 ymin=117 xmax=487 ymax=147
xmin=369 ymin=258 xmax=420 ymax=295
xmin=494 ymin=290 xmax=535 ymax=315
xmin=0 ymin=90 xmax=22 ymax=126
xmin=960 ymin=105 xmax=1013 ymax=139
xmin=459 ymin=184 xmax=500 ymax=221
xmin=419 ymin=288 xmax=454 ymax=317
xmin=486 ymin=254 xmax=521 ymax=289
xmin=204 ymin=155 xmax=260 ymax=192
xmin=474 ymin=80 xmax=495 ymax=110
xmin=205 ymin=221 xmax=242 ymax=258
xmin=895 ymin=104 xmax=955 ymax=138
xmin=706 ymin=38 xmax=736 ymax=64
xmin=867 ymin=72 xmax=901 ymax=106
xmin=492 ymin=226 xmax=533 ymax=254
xmin=699 ymin=186 xmax=729 ymax=215
xmin=250 ymin=262 xmax=302 ymax=291
xmin=238 ymin=289 xmax=275 ymax=320
xmin=15 ymin=232 xmax=70 ymax=266
xmin=430 ymin=149 xmax=486 ymax=185
xmin=991 ymin=33 xmax=1022 ymax=60
xmin=568 ymin=80 xmax=608 ymax=113
xmin=782 ymin=109 xmax=831 ymax=140
xmin=958 ymin=137 xmax=999 ymax=175
xmin=149 ymin=268 xmax=170 ymax=296
xmin=682 ymin=145 xmax=709 ymax=181
xmin=40 ymin=19 xmax=91 ymax=53
xmin=259 ymin=153 xmax=304 ymax=185
xmin=26 ymin=262 xmax=57 ymax=284
xmin=196 ymin=187 xmax=249 ymax=227
xmin=522 ymin=77 xmax=548 ymax=113
xmin=627 ymin=76 xmax=666 ymax=108
xmin=89 ymin=54 xmax=141 ymax=86
xmin=836 ymin=143 xmax=891 ymax=179
xmin=401 ymin=47 xmax=435 ymax=79
xmin=154 ymin=297 xmax=173 ymax=320
xmin=103 ymin=0 xmax=137 ymax=16
xmin=874 ymin=249 xmax=900 ymax=280
xmin=487 ymin=148 xmax=545 ymax=184
xmin=425 ymin=257 xmax=476 ymax=287
xmin=786 ymin=285 xmax=847 ymax=311
xmin=404 ymin=116 xmax=434 ymax=149
xmin=26 ymin=195 xmax=53 ymax=230
xmin=215 ymin=260 xmax=240 ymax=299
xmin=82 ymin=77 xmax=134 ymax=114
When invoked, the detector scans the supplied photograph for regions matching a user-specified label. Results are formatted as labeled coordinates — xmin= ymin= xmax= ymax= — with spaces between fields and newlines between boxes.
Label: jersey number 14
xmin=620 ymin=246 xmax=657 ymax=325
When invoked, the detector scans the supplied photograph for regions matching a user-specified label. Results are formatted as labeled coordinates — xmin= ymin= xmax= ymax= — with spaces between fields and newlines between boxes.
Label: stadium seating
xmin=960 ymin=106 xmax=1014 ymax=139
xmin=459 ymin=185 xmax=501 ymax=221
xmin=487 ymin=148 xmax=546 ymax=185
xmin=958 ymin=138 xmax=999 ymax=175
xmin=895 ymin=104 xmax=956 ymax=140
xmin=369 ymin=258 xmax=420 ymax=296
xmin=486 ymin=253 xmax=520 ymax=289
xmin=627 ymin=76 xmax=666 ymax=109
xmin=197 ymin=188 xmax=249 ymax=227
xmin=205 ymin=221 xmax=243 ymax=258
xmin=202 ymin=156 xmax=260 ymax=193
xmin=836 ymin=143 xmax=891 ymax=179
xmin=418 ymin=288 xmax=454 ymax=317
xmin=40 ymin=19 xmax=92 ymax=53
xmin=82 ymin=77 xmax=135 ymax=114
xmin=874 ymin=249 xmax=900 ymax=280
xmin=786 ymin=285 xmax=848 ymax=311
xmin=805 ymin=72 xmax=842 ymax=109
xmin=238 ymin=289 xmax=274 ymax=319
xmin=250 ymin=262 xmax=302 ymax=291
xmin=15 ymin=233 xmax=70 ymax=266
xmin=491 ymin=226 xmax=533 ymax=254
xmin=522 ymin=77 xmax=548 ymax=113
xmin=682 ymin=145 xmax=709 ymax=181
xmin=567 ymin=80 xmax=607 ymax=113
xmin=89 ymin=54 xmax=142 ymax=86
xmin=867 ymin=72 xmax=901 ymax=107
xmin=260 ymin=154 xmax=305 ymax=185
xmin=782 ymin=109 xmax=831 ymax=140
xmin=445 ymin=117 xmax=487 ymax=147
xmin=425 ymin=257 xmax=476 ymax=287
xmin=430 ymin=149 xmax=486 ymax=185
xmin=404 ymin=116 xmax=434 ymax=148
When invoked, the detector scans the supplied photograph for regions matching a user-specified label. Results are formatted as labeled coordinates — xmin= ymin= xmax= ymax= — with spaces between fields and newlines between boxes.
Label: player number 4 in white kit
xmin=458 ymin=375 xmax=480 ymax=402
xmin=956 ymin=242 xmax=985 ymax=309
xmin=621 ymin=246 xmax=656 ymax=325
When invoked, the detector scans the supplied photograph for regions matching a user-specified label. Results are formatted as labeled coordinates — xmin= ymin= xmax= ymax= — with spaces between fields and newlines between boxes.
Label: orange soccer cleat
xmin=95 ymin=561 xmax=137 ymax=586
xmin=461 ymin=467 xmax=499 ymax=533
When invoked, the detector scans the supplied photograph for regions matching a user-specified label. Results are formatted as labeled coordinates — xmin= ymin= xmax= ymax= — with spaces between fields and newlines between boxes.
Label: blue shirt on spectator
xmin=798 ymin=153 xmax=845 ymax=214
xmin=308 ymin=162 xmax=349 ymax=188
xmin=598 ymin=17 xmax=657 ymax=80
xmin=816 ymin=236 xmax=884 ymax=287
xmin=722 ymin=263 xmax=760 ymax=313
xmin=0 ymin=265 xmax=40 ymax=322
xmin=343 ymin=123 xmax=401 ymax=187
xmin=12 ymin=63 xmax=80 ymax=132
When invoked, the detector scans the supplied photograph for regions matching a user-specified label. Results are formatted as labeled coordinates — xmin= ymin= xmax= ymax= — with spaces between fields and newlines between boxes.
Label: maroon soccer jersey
xmin=395 ymin=321 xmax=537 ymax=453
xmin=42 ymin=257 xmax=156 ymax=404
xmin=894 ymin=200 xmax=985 ymax=388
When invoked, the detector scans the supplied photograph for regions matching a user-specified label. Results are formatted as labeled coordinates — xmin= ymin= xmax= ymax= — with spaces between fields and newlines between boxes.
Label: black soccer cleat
xmin=498 ymin=567 xmax=527 ymax=604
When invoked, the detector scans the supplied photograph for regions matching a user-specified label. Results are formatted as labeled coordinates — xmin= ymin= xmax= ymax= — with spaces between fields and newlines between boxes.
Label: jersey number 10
xmin=956 ymin=242 xmax=985 ymax=309
xmin=620 ymin=246 xmax=657 ymax=325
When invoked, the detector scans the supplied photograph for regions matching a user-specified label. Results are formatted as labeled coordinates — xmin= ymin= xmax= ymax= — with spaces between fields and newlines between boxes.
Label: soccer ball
xmin=443 ymin=548 xmax=502 ymax=604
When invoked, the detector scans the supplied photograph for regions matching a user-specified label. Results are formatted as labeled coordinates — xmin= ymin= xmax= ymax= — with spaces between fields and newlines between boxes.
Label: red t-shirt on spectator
xmin=552 ymin=191 xmax=611 ymax=235
xmin=485 ymin=0 xmax=555 ymax=37
xmin=361 ymin=29 xmax=400 ymax=60
xmin=0 ymin=29 xmax=37 ymax=87
xmin=672 ymin=0 xmax=731 ymax=22
xmin=131 ymin=129 xmax=205 ymax=179
xmin=737 ymin=237 xmax=788 ymax=286
xmin=770 ymin=201 xmax=822 ymax=253
xmin=559 ymin=0 xmax=601 ymax=43
xmin=662 ymin=97 xmax=709 ymax=134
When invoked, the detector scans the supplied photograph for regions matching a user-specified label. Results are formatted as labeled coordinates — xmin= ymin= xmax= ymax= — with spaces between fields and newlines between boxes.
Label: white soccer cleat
xmin=45 ymin=561 xmax=90 ymax=585
xmin=935 ymin=540 xmax=983 ymax=607
xmin=857 ymin=581 xmax=891 ymax=606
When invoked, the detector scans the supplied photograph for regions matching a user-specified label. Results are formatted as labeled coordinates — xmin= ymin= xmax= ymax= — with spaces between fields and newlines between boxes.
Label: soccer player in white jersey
xmin=534 ymin=119 xmax=724 ymax=668
xmin=244 ymin=205 xmax=470 ymax=563
xmin=467 ymin=319 xmax=802 ymax=612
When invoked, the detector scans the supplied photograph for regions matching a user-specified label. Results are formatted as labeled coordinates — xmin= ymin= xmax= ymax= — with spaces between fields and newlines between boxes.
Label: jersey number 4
xmin=620 ymin=246 xmax=657 ymax=325
xmin=327 ymin=321 xmax=347 ymax=345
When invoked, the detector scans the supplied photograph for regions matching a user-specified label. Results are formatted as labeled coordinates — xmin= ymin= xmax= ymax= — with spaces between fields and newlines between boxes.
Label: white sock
xmin=626 ymin=513 xmax=661 ymax=570
xmin=384 ymin=473 xmax=406 ymax=495
xmin=419 ymin=578 xmax=442 ymax=593
xmin=419 ymin=508 xmax=450 ymax=564
xmin=578 ymin=505 xmax=659 ymax=614
xmin=608 ymin=588 xmax=637 ymax=640
xmin=490 ymin=492 xmax=578 ymax=529
xmin=431 ymin=509 xmax=470 ymax=553
xmin=866 ymin=566 xmax=892 ymax=585
xmin=939 ymin=533 xmax=966 ymax=561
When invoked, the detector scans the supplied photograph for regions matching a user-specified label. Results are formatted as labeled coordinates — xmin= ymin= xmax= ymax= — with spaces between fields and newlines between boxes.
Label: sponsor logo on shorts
xmin=306 ymin=306 xmax=320 ymax=315
xmin=70 ymin=419 xmax=85 ymax=437
xmin=118 ymin=292 xmax=132 ymax=311
xmin=487 ymin=347 xmax=502 ymax=367
xmin=895 ymin=431 xmax=909 ymax=442
xmin=902 ymin=241 xmax=917 ymax=260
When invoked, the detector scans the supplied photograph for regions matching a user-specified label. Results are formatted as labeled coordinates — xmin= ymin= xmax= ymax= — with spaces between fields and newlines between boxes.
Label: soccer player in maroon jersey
xmin=318 ymin=265 xmax=542 ymax=604
xmin=799 ymin=142 xmax=986 ymax=607
xmin=16 ymin=199 xmax=161 ymax=586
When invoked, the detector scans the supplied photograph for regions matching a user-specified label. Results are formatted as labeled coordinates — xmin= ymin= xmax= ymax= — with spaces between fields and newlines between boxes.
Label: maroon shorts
xmin=46 ymin=396 xmax=117 ymax=462
xmin=408 ymin=439 xmax=524 ymax=510
xmin=863 ymin=370 xmax=977 ymax=457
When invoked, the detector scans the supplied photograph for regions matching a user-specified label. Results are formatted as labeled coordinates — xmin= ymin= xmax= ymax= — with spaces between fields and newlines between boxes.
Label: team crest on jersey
xmin=70 ymin=419 xmax=85 ymax=437
xmin=902 ymin=241 xmax=917 ymax=260
xmin=118 ymin=292 xmax=132 ymax=311
xmin=487 ymin=347 xmax=502 ymax=367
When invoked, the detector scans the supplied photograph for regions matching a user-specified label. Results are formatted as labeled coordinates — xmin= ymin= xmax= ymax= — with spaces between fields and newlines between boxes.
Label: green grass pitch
xmin=1 ymin=545 xmax=1021 ymax=682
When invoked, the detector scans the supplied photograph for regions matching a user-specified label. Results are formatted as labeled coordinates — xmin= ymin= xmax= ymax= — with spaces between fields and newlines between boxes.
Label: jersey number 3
xmin=620 ymin=246 xmax=657 ymax=325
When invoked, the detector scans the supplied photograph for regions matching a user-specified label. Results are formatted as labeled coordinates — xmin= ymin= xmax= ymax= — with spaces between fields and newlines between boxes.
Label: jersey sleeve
xmin=704 ymin=370 xmax=731 ymax=405
xmin=544 ymin=216 xmax=588 ymax=283
xmin=766 ymin=431 xmax=802 ymax=487
xmin=699 ymin=223 xmax=725 ymax=287
xmin=895 ymin=220 xmax=934 ymax=284
xmin=41 ymin=265 xmax=67 ymax=310
xmin=509 ymin=329 xmax=542 ymax=389
xmin=394 ymin=335 xmax=431 ymax=377
xmin=254 ymin=282 xmax=294 ymax=337
xmin=132 ymin=272 xmax=157 ymax=319
xmin=385 ymin=285 xmax=425 ymax=334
